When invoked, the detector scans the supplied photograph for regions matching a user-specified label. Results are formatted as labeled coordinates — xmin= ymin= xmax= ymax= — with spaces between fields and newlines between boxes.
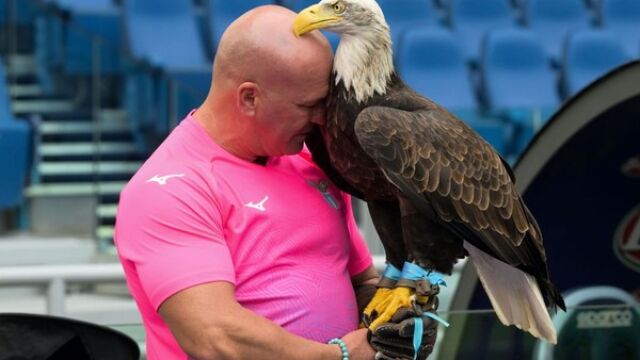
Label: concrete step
xmin=40 ymin=121 xmax=129 ymax=135
xmin=97 ymin=204 xmax=118 ymax=219
xmin=9 ymin=83 xmax=44 ymax=98
xmin=98 ymin=109 xmax=128 ymax=122
xmin=97 ymin=226 xmax=114 ymax=240
xmin=39 ymin=142 xmax=137 ymax=157
xmin=6 ymin=54 xmax=37 ymax=77
xmin=12 ymin=99 xmax=76 ymax=114
xmin=26 ymin=181 xmax=126 ymax=197
xmin=38 ymin=161 xmax=141 ymax=176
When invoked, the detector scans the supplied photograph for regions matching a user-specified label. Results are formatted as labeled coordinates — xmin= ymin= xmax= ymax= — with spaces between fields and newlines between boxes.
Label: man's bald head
xmin=212 ymin=5 xmax=333 ymax=89
xmin=195 ymin=5 xmax=333 ymax=161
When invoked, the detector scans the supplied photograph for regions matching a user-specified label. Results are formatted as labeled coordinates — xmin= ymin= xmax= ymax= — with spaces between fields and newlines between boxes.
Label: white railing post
xmin=47 ymin=277 xmax=66 ymax=316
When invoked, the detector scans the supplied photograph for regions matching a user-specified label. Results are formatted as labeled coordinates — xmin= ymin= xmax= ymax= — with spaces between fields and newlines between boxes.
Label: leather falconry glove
xmin=369 ymin=263 xmax=448 ymax=360
xmin=370 ymin=306 xmax=438 ymax=360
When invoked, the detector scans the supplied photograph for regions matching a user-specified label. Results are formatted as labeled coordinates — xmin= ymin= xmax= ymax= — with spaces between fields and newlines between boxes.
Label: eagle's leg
xmin=361 ymin=263 xmax=402 ymax=328
xmin=364 ymin=262 xmax=444 ymax=329
xmin=361 ymin=200 xmax=409 ymax=328
xmin=365 ymin=197 xmax=449 ymax=329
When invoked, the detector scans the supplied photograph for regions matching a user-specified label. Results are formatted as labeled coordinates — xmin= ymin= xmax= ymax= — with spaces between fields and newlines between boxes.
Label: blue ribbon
xmin=423 ymin=312 xmax=450 ymax=327
xmin=413 ymin=317 xmax=423 ymax=360
xmin=382 ymin=263 xmax=402 ymax=280
xmin=412 ymin=315 xmax=451 ymax=360
xmin=400 ymin=262 xmax=450 ymax=359
xmin=400 ymin=261 xmax=447 ymax=287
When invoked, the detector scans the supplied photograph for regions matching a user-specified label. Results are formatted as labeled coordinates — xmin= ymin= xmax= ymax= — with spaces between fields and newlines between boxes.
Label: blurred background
xmin=0 ymin=0 xmax=638 ymax=359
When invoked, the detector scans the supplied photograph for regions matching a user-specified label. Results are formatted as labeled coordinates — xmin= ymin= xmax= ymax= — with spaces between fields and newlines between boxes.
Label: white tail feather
xmin=464 ymin=241 xmax=558 ymax=344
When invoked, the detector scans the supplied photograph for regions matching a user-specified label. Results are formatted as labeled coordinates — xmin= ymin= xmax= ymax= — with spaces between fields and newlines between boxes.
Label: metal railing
xmin=0 ymin=255 xmax=468 ymax=318
xmin=0 ymin=263 xmax=125 ymax=316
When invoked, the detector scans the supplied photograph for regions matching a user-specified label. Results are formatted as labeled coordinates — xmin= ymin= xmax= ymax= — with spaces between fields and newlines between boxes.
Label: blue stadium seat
xmin=208 ymin=0 xmax=276 ymax=48
xmin=562 ymin=30 xmax=632 ymax=97
xmin=398 ymin=27 xmax=476 ymax=110
xmin=123 ymin=0 xmax=208 ymax=71
xmin=49 ymin=0 xmax=123 ymax=75
xmin=481 ymin=29 xmax=559 ymax=112
xmin=0 ymin=62 xmax=30 ymax=210
xmin=122 ymin=0 xmax=211 ymax=136
xmin=282 ymin=0 xmax=318 ymax=12
xmin=51 ymin=0 xmax=115 ymax=12
xmin=481 ymin=29 xmax=559 ymax=156
xmin=524 ymin=0 xmax=593 ymax=61
xmin=600 ymin=0 xmax=640 ymax=55
xmin=0 ymin=0 xmax=36 ymax=25
xmin=449 ymin=0 xmax=518 ymax=61
xmin=377 ymin=0 xmax=439 ymax=50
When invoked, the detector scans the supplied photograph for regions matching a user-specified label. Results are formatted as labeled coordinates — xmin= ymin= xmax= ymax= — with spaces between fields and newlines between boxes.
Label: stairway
xmin=7 ymin=54 xmax=142 ymax=249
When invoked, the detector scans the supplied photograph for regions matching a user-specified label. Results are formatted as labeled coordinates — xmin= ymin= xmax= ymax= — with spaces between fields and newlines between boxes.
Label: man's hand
xmin=369 ymin=307 xmax=438 ymax=360
xmin=341 ymin=328 xmax=376 ymax=360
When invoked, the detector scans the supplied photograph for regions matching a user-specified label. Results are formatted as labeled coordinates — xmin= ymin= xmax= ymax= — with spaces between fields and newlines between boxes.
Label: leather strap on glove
xmin=370 ymin=307 xmax=438 ymax=360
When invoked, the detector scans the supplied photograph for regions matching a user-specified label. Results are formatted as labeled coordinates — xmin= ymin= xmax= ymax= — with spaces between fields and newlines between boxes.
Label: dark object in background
xmin=0 ymin=313 xmax=139 ymax=360
xmin=454 ymin=59 xmax=640 ymax=360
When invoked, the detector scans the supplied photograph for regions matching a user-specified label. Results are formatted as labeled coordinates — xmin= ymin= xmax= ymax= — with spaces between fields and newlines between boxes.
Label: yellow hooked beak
xmin=293 ymin=4 xmax=342 ymax=37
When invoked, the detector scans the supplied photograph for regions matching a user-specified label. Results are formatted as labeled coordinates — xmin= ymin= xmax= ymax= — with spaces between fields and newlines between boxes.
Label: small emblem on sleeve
xmin=245 ymin=196 xmax=269 ymax=212
xmin=146 ymin=174 xmax=185 ymax=185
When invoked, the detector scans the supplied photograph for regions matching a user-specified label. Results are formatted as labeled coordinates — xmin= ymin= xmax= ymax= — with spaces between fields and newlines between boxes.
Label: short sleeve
xmin=115 ymin=171 xmax=235 ymax=310
xmin=342 ymin=194 xmax=373 ymax=276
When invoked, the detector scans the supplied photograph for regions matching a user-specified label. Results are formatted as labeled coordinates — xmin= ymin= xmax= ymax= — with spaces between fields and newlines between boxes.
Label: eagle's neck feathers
xmin=333 ymin=26 xmax=394 ymax=103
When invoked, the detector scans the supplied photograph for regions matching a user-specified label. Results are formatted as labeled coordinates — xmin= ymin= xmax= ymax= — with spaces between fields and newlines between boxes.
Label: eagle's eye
xmin=333 ymin=1 xmax=346 ymax=14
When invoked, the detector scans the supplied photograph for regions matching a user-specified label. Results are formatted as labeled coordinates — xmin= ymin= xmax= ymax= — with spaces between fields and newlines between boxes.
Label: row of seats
xmin=400 ymin=27 xmax=634 ymax=112
xmin=397 ymin=25 xmax=635 ymax=154
xmin=32 ymin=0 xmax=640 ymax=76
xmin=0 ymin=61 xmax=31 ymax=210
xmin=281 ymin=0 xmax=640 ymax=62
xmin=30 ymin=0 xmax=640 ymax=63
xmin=19 ymin=0 xmax=638 ymax=158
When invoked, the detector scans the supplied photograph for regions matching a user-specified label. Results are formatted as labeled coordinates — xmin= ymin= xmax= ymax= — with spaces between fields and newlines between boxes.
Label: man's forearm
xmin=159 ymin=282 xmax=347 ymax=360
xmin=186 ymin=303 xmax=339 ymax=360
xmin=352 ymin=265 xmax=381 ymax=314
xmin=355 ymin=282 xmax=379 ymax=314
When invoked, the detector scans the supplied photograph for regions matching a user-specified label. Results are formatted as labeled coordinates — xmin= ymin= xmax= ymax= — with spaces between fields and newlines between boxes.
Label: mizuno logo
xmin=245 ymin=196 xmax=269 ymax=212
xmin=146 ymin=174 xmax=185 ymax=185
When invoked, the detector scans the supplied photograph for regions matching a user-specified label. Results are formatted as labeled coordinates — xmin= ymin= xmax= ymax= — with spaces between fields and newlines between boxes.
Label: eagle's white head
xmin=293 ymin=0 xmax=394 ymax=103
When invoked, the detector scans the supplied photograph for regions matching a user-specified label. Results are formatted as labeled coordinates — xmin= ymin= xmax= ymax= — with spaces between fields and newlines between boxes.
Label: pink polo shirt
xmin=115 ymin=111 xmax=372 ymax=359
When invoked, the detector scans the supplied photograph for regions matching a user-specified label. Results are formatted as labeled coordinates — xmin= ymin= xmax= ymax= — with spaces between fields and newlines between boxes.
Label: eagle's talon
xmin=365 ymin=286 xmax=414 ymax=330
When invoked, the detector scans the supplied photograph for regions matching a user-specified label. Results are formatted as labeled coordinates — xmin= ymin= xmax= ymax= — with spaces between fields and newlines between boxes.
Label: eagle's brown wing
xmin=353 ymin=104 xmax=550 ymax=280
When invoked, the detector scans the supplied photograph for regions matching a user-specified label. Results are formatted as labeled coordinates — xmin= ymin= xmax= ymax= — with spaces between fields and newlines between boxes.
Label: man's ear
xmin=237 ymin=82 xmax=259 ymax=116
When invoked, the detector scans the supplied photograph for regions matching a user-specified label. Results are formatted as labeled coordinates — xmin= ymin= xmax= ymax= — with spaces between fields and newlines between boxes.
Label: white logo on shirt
xmin=146 ymin=174 xmax=185 ymax=185
xmin=245 ymin=196 xmax=269 ymax=212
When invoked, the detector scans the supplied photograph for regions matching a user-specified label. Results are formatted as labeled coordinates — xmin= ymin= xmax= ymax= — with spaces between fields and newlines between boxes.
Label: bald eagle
xmin=293 ymin=0 xmax=565 ymax=343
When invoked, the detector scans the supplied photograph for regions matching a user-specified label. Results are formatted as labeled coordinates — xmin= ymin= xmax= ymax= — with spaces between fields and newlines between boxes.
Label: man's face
xmin=254 ymin=61 xmax=330 ymax=157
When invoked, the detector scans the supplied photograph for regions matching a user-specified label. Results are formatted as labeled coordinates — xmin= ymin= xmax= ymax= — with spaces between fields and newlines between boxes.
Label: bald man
xmin=115 ymin=5 xmax=378 ymax=360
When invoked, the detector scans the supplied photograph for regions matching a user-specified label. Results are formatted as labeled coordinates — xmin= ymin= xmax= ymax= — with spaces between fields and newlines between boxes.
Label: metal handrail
xmin=0 ymin=255 xmax=470 ymax=318
xmin=0 ymin=263 xmax=125 ymax=316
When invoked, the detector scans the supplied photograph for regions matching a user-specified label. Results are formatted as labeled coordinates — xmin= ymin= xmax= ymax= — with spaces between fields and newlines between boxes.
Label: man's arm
xmin=159 ymin=281 xmax=375 ymax=360
xmin=352 ymin=264 xmax=381 ymax=313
